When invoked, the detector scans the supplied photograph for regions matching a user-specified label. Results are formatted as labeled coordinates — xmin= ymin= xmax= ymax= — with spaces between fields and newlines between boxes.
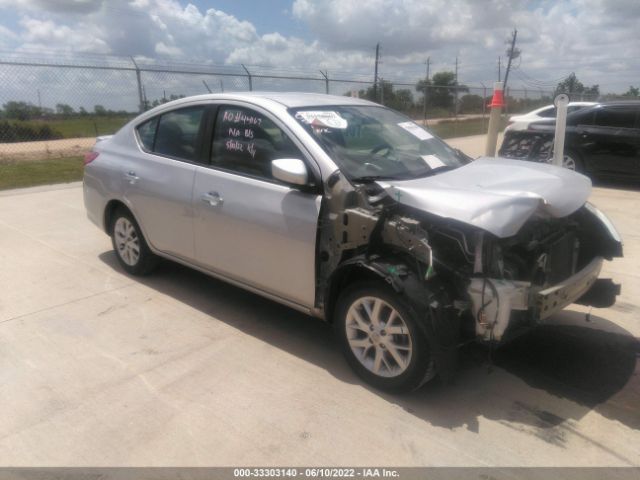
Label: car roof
xmin=159 ymin=92 xmax=378 ymax=109
xmin=597 ymin=100 xmax=640 ymax=107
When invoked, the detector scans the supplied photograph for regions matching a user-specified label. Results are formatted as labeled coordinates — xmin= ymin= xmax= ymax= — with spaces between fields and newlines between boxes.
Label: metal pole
xmin=553 ymin=94 xmax=569 ymax=167
xmin=242 ymin=64 xmax=252 ymax=91
xmin=373 ymin=43 xmax=380 ymax=101
xmin=130 ymin=56 xmax=145 ymax=112
xmin=480 ymin=82 xmax=487 ymax=133
xmin=422 ymin=57 xmax=430 ymax=124
xmin=202 ymin=80 xmax=212 ymax=93
xmin=454 ymin=56 xmax=459 ymax=117
xmin=320 ymin=70 xmax=329 ymax=94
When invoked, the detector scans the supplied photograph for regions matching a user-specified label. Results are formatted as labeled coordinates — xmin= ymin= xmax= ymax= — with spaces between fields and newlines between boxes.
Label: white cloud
xmin=0 ymin=0 xmax=638 ymax=92
xmin=154 ymin=41 xmax=182 ymax=56
xmin=19 ymin=17 xmax=110 ymax=53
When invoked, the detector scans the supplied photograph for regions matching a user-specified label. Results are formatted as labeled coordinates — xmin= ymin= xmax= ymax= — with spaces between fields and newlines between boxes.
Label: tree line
xmin=0 ymin=94 xmax=186 ymax=121
xmin=354 ymin=71 xmax=639 ymax=114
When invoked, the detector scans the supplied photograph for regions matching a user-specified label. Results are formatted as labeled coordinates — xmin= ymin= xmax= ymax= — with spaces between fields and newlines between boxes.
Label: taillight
xmin=84 ymin=151 xmax=99 ymax=165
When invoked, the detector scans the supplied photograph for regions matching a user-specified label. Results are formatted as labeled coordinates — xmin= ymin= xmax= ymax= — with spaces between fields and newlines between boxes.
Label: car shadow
xmin=592 ymin=176 xmax=640 ymax=192
xmin=99 ymin=252 xmax=640 ymax=438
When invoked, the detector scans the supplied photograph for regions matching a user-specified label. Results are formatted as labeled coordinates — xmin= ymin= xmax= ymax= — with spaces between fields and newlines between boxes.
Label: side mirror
xmin=271 ymin=158 xmax=308 ymax=186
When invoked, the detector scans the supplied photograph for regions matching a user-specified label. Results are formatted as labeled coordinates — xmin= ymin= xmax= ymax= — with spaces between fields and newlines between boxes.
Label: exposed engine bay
xmin=315 ymin=164 xmax=623 ymax=377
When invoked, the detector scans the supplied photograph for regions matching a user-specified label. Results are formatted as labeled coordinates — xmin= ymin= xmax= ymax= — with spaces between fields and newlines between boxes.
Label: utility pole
xmin=373 ymin=43 xmax=380 ymax=102
xmin=498 ymin=56 xmax=501 ymax=82
xmin=503 ymin=29 xmax=519 ymax=90
xmin=422 ymin=57 xmax=430 ymax=123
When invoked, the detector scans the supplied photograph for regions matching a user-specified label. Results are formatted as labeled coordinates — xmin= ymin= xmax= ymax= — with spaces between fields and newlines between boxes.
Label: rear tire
xmin=110 ymin=207 xmax=159 ymax=275
xmin=334 ymin=281 xmax=435 ymax=392
xmin=563 ymin=150 xmax=584 ymax=173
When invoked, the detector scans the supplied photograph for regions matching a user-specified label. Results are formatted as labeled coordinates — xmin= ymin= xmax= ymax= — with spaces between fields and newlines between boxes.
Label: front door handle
xmin=124 ymin=171 xmax=139 ymax=184
xmin=201 ymin=191 xmax=224 ymax=207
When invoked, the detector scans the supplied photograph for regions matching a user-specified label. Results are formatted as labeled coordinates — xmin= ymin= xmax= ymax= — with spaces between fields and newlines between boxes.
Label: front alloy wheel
xmin=345 ymin=296 xmax=413 ymax=377
xmin=336 ymin=282 xmax=435 ymax=392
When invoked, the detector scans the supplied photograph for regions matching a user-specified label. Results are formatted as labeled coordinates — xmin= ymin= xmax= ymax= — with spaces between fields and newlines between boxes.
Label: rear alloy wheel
xmin=110 ymin=208 xmax=158 ymax=275
xmin=548 ymin=150 xmax=583 ymax=173
xmin=335 ymin=282 xmax=435 ymax=392
xmin=562 ymin=153 xmax=578 ymax=171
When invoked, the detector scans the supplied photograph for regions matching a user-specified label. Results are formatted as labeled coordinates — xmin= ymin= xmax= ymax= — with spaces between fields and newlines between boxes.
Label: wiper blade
xmin=350 ymin=175 xmax=399 ymax=182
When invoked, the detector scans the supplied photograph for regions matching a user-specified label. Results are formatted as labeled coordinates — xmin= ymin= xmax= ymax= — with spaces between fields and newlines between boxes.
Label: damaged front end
xmin=317 ymin=159 xmax=622 ymax=380
xmin=465 ymin=202 xmax=622 ymax=343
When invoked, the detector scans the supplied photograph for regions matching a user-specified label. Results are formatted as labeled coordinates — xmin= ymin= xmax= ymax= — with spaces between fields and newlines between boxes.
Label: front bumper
xmin=537 ymin=256 xmax=603 ymax=321
xmin=468 ymin=256 xmax=607 ymax=342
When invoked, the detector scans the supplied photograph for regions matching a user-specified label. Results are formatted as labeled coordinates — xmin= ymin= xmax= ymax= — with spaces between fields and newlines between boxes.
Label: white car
xmin=506 ymin=102 xmax=597 ymax=131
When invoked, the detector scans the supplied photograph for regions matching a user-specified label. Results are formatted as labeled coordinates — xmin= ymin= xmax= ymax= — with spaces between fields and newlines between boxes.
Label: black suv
xmin=499 ymin=101 xmax=640 ymax=179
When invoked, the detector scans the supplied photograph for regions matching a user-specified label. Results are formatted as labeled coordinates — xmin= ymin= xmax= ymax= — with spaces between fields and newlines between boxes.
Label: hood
xmin=378 ymin=157 xmax=592 ymax=238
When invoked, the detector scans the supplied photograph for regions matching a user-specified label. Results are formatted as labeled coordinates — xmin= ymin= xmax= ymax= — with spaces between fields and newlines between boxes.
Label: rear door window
xmin=594 ymin=107 xmax=637 ymax=128
xmin=153 ymin=106 xmax=206 ymax=161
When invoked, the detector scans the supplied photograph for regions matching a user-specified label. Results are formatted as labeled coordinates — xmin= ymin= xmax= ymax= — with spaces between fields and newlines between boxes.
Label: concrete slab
xmin=0 ymin=175 xmax=638 ymax=466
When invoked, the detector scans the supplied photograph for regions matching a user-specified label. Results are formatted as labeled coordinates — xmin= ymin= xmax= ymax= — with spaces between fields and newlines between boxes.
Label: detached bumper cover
xmin=536 ymin=257 xmax=603 ymax=321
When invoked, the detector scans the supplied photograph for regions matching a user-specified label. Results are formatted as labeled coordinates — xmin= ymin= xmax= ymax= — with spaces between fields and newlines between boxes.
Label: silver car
xmin=84 ymin=93 xmax=622 ymax=392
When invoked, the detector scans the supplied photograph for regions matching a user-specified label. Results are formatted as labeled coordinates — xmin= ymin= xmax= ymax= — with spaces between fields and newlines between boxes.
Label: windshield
xmin=289 ymin=105 xmax=467 ymax=181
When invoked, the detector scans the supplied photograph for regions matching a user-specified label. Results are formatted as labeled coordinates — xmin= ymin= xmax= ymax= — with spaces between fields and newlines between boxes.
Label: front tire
xmin=110 ymin=207 xmax=158 ymax=275
xmin=335 ymin=282 xmax=435 ymax=392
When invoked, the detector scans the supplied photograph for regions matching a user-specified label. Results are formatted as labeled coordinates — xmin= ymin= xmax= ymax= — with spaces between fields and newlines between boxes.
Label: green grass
xmin=0 ymin=157 xmax=84 ymax=190
xmin=8 ymin=116 xmax=132 ymax=139
xmin=429 ymin=117 xmax=508 ymax=139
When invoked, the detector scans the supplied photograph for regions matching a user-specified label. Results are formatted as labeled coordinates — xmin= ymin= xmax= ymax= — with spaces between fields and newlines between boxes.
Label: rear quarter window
xmin=537 ymin=107 xmax=556 ymax=118
xmin=136 ymin=117 xmax=158 ymax=151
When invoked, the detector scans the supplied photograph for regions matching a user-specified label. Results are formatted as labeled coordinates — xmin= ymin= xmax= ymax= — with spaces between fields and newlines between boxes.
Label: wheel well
xmin=103 ymin=200 xmax=129 ymax=233
xmin=324 ymin=261 xmax=407 ymax=324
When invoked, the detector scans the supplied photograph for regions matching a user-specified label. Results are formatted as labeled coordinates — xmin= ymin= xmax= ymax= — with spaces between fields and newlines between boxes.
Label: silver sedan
xmin=84 ymin=93 xmax=622 ymax=392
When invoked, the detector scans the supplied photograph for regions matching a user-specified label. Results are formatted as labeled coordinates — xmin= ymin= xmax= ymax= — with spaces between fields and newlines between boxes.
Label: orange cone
xmin=489 ymin=87 xmax=505 ymax=108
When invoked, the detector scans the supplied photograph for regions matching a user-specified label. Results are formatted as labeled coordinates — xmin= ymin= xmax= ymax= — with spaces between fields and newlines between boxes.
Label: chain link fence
xmin=0 ymin=53 xmax=617 ymax=163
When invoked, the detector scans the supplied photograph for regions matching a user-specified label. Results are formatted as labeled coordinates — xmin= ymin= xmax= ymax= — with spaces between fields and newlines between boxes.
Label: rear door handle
xmin=124 ymin=171 xmax=139 ymax=184
xmin=201 ymin=191 xmax=224 ymax=207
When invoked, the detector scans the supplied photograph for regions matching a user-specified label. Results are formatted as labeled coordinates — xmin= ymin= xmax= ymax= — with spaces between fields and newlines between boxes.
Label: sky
xmin=0 ymin=0 xmax=638 ymax=94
